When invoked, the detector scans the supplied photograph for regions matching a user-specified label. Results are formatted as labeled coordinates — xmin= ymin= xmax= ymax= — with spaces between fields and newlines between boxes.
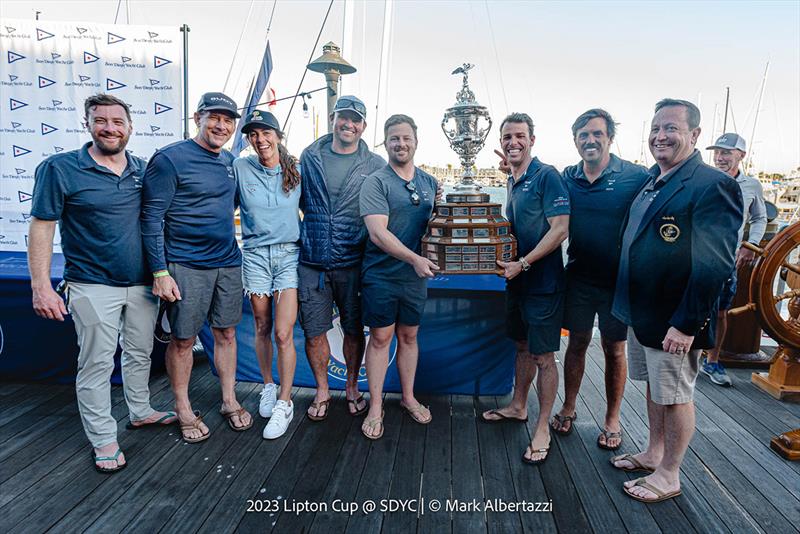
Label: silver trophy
xmin=422 ymin=63 xmax=516 ymax=275
xmin=441 ymin=63 xmax=493 ymax=200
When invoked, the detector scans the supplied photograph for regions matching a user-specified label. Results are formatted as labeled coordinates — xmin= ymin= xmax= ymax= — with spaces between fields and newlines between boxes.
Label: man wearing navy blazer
xmin=610 ymin=99 xmax=742 ymax=503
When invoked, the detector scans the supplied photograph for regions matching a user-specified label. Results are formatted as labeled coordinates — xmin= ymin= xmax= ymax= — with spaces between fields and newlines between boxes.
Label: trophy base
xmin=423 ymin=200 xmax=517 ymax=275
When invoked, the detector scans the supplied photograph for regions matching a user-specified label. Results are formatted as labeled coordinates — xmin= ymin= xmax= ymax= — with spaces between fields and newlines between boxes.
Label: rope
xmin=282 ymin=0 xmax=335 ymax=131
xmin=113 ymin=0 xmax=123 ymax=24
xmin=223 ymin=0 xmax=257 ymax=93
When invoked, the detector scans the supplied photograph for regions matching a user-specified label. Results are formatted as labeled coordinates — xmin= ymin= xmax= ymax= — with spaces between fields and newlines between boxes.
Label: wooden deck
xmin=1 ymin=339 xmax=799 ymax=534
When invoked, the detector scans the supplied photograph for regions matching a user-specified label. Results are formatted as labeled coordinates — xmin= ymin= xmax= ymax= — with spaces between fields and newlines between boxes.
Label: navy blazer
xmin=616 ymin=151 xmax=743 ymax=350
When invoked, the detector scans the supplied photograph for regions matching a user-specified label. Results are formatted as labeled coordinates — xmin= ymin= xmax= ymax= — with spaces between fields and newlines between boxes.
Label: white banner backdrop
xmin=0 ymin=18 xmax=183 ymax=252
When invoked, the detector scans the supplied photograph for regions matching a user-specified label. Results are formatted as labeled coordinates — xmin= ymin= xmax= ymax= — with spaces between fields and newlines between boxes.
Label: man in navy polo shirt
xmin=141 ymin=92 xmax=252 ymax=443
xmin=29 ymin=94 xmax=175 ymax=474
xmin=551 ymin=109 xmax=648 ymax=451
xmin=482 ymin=113 xmax=570 ymax=466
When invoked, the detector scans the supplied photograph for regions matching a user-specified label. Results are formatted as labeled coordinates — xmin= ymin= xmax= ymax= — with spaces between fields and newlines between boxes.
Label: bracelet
xmin=519 ymin=257 xmax=531 ymax=271
xmin=153 ymin=270 xmax=170 ymax=278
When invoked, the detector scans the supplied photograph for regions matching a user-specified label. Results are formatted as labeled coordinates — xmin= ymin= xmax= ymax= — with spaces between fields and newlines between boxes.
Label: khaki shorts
xmin=627 ymin=328 xmax=700 ymax=405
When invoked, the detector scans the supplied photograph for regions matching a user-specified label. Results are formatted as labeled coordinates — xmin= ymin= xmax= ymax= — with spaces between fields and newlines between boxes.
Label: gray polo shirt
xmin=359 ymin=165 xmax=437 ymax=282
xmin=733 ymin=171 xmax=767 ymax=244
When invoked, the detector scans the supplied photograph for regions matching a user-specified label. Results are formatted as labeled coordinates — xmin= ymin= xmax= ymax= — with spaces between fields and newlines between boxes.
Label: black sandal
xmin=550 ymin=412 xmax=577 ymax=436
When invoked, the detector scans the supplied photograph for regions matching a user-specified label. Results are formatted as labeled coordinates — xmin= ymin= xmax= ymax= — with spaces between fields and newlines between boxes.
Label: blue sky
xmin=3 ymin=0 xmax=798 ymax=173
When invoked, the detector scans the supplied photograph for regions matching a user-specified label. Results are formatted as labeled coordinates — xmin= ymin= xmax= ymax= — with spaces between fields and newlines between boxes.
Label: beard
xmin=92 ymin=134 xmax=129 ymax=155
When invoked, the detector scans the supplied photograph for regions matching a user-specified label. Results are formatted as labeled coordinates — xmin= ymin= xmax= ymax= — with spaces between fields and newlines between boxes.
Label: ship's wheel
xmin=729 ymin=221 xmax=800 ymax=460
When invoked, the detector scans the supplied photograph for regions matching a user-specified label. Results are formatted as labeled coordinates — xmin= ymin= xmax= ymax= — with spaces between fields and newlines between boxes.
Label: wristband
xmin=153 ymin=270 xmax=170 ymax=278
xmin=519 ymin=257 xmax=531 ymax=271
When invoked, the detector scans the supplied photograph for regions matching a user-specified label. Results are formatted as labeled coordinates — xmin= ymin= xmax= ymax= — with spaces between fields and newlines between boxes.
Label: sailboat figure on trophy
xmin=422 ymin=63 xmax=517 ymax=275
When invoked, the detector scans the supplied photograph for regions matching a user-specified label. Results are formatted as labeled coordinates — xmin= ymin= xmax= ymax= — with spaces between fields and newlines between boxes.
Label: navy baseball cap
xmin=196 ymin=92 xmax=241 ymax=118
xmin=240 ymin=109 xmax=281 ymax=135
xmin=333 ymin=95 xmax=366 ymax=119
xmin=706 ymin=133 xmax=747 ymax=152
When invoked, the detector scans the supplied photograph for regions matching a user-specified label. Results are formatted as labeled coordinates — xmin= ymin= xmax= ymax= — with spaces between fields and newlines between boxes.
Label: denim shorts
xmin=242 ymin=242 xmax=300 ymax=296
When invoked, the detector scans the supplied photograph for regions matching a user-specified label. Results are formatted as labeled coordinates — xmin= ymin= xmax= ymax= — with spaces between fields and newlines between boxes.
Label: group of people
xmin=28 ymin=89 xmax=762 ymax=504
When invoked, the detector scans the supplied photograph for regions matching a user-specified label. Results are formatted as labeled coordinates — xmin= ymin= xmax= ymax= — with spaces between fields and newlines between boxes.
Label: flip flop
xmin=550 ymin=412 xmax=577 ymax=436
xmin=609 ymin=453 xmax=655 ymax=473
xmin=347 ymin=394 xmax=368 ymax=417
xmin=480 ymin=409 xmax=528 ymax=423
xmin=92 ymin=448 xmax=127 ymax=474
xmin=623 ymin=477 xmax=682 ymax=503
xmin=180 ymin=410 xmax=210 ymax=444
xmin=400 ymin=402 xmax=432 ymax=425
xmin=306 ymin=398 xmax=331 ymax=422
xmin=220 ymin=407 xmax=253 ymax=432
xmin=597 ymin=429 xmax=623 ymax=451
xmin=522 ymin=443 xmax=550 ymax=465
xmin=125 ymin=411 xmax=177 ymax=430
xmin=361 ymin=411 xmax=384 ymax=440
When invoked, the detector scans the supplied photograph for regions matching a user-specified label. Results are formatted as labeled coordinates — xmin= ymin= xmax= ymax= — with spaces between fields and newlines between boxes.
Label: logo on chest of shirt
xmin=659 ymin=219 xmax=680 ymax=243
xmin=133 ymin=175 xmax=143 ymax=189
xmin=226 ymin=166 xmax=234 ymax=180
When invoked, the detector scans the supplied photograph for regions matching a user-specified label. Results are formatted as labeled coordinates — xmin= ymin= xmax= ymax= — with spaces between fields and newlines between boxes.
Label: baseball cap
xmin=333 ymin=95 xmax=367 ymax=120
xmin=706 ymin=133 xmax=746 ymax=152
xmin=196 ymin=92 xmax=241 ymax=118
xmin=240 ymin=109 xmax=281 ymax=135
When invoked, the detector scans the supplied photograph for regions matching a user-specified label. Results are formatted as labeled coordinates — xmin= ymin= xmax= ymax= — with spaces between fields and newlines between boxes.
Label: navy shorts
xmin=506 ymin=291 xmax=564 ymax=355
xmin=562 ymin=276 xmax=627 ymax=342
xmin=718 ymin=270 xmax=738 ymax=310
xmin=298 ymin=263 xmax=363 ymax=339
xmin=362 ymin=277 xmax=427 ymax=328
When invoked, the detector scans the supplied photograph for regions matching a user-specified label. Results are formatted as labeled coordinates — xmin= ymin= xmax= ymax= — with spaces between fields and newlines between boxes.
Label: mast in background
xmin=746 ymin=61 xmax=770 ymax=173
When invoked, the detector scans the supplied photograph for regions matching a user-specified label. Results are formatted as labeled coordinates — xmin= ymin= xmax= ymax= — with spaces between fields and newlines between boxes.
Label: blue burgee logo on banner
xmin=7 ymin=51 xmax=25 ymax=63
xmin=38 ymin=76 xmax=56 ymax=88
xmin=52 ymin=99 xmax=62 ymax=106
xmin=149 ymin=78 xmax=160 ymax=86
xmin=15 ymin=168 xmax=26 ymax=174
xmin=153 ymin=56 xmax=171 ymax=68
xmin=83 ymin=52 xmax=99 ymax=64
xmin=51 ymin=52 xmax=61 ymax=60
xmin=107 ymin=32 xmax=125 ymax=44
xmin=106 ymin=78 xmax=126 ymax=90
xmin=150 ymin=125 xmax=160 ymax=132
xmin=36 ymin=28 xmax=55 ymax=41
xmin=11 ymin=122 xmax=22 ymax=128
xmin=77 ymin=27 xmax=87 ymax=34
xmin=41 ymin=123 xmax=58 ymax=135
xmin=9 ymin=98 xmax=27 ymax=111
xmin=148 ymin=31 xmax=158 ymax=38
xmin=5 ymin=26 xmax=15 ymax=33
xmin=122 ymin=56 xmax=131 ymax=63
xmin=21 ymin=213 xmax=32 ymax=221
xmin=8 ymin=74 xmax=18 ymax=82
xmin=18 ymin=191 xmax=32 ymax=202
xmin=154 ymin=102 xmax=172 ymax=114
xmin=12 ymin=145 xmax=31 ymax=157
xmin=79 ymin=75 xmax=91 ymax=82
xmin=53 ymin=146 xmax=64 ymax=153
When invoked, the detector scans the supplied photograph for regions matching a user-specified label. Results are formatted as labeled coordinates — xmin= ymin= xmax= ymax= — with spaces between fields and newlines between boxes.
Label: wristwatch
xmin=519 ymin=257 xmax=531 ymax=271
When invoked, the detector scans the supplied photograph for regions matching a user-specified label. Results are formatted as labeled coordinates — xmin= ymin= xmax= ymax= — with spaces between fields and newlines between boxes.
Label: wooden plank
xmin=237 ymin=391 xmax=349 ymax=533
xmin=194 ymin=389 xmax=315 ymax=534
xmin=307 ymin=396 xmax=377 ymax=534
xmin=475 ymin=396 xmax=523 ymax=534
xmin=0 ymin=384 xmax=64 ymax=427
xmin=449 ymin=394 xmax=485 ymax=534
xmin=380 ymin=398 xmax=427 ymax=534
xmin=5 ymin=367 xmax=218 ymax=533
xmin=731 ymin=367 xmax=800 ymax=418
xmin=417 ymin=393 xmax=452 ymax=534
xmin=343 ymin=393 xmax=404 ymax=533
xmin=0 ymin=382 xmax=26 ymax=396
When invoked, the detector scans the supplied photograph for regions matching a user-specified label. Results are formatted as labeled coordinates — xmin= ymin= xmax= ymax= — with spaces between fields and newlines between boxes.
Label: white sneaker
xmin=263 ymin=400 xmax=293 ymax=439
xmin=259 ymin=383 xmax=277 ymax=418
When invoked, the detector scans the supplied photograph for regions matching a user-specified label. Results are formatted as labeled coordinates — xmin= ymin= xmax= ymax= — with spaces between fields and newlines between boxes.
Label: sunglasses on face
xmin=406 ymin=180 xmax=420 ymax=206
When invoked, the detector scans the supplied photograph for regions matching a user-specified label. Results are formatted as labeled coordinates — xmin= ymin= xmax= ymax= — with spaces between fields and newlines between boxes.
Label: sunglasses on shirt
xmin=405 ymin=180 xmax=420 ymax=206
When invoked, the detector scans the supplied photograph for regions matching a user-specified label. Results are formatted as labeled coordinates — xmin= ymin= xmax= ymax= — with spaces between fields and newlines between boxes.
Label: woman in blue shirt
xmin=234 ymin=110 xmax=301 ymax=440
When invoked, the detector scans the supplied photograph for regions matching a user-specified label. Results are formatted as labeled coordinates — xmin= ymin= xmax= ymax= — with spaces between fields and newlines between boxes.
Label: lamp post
xmin=307 ymin=41 xmax=356 ymax=133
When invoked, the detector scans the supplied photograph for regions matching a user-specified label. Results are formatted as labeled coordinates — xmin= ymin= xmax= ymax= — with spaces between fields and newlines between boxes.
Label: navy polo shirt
xmin=562 ymin=154 xmax=649 ymax=288
xmin=141 ymin=139 xmax=241 ymax=272
xmin=506 ymin=157 xmax=571 ymax=295
xmin=30 ymin=142 xmax=149 ymax=286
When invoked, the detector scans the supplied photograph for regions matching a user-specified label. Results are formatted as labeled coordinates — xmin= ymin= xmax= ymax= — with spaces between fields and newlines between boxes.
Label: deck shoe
xmin=700 ymin=358 xmax=732 ymax=387
xmin=263 ymin=400 xmax=293 ymax=439
xmin=259 ymin=383 xmax=278 ymax=418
